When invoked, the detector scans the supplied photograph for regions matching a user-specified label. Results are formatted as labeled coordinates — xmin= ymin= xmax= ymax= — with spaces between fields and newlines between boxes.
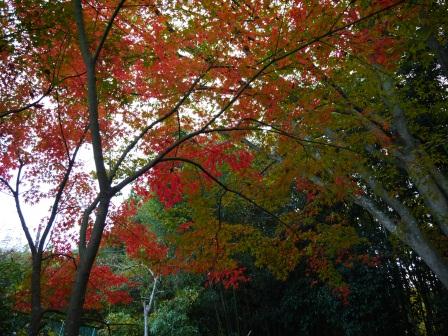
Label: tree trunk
xmin=404 ymin=226 xmax=448 ymax=289
xmin=28 ymin=254 xmax=43 ymax=336
xmin=143 ymin=302 xmax=148 ymax=336
xmin=143 ymin=275 xmax=158 ymax=336
xmin=356 ymin=195 xmax=448 ymax=288
xmin=400 ymin=151 xmax=448 ymax=236
xmin=380 ymin=75 xmax=448 ymax=236
xmin=64 ymin=200 xmax=110 ymax=336
xmin=64 ymin=259 xmax=92 ymax=336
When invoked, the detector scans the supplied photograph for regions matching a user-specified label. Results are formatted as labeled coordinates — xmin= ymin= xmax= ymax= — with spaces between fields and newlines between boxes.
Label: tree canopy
xmin=1 ymin=0 xmax=448 ymax=335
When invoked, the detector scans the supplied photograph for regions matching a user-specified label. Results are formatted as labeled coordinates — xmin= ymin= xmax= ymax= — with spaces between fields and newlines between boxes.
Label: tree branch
xmin=353 ymin=194 xmax=398 ymax=234
xmin=242 ymin=118 xmax=359 ymax=153
xmin=38 ymin=125 xmax=89 ymax=252
xmin=159 ymin=157 xmax=295 ymax=232
xmin=92 ymin=0 xmax=127 ymax=63
xmin=79 ymin=195 xmax=101 ymax=255
xmin=1 ymin=163 xmax=37 ymax=254
xmin=362 ymin=175 xmax=420 ymax=231
xmin=0 ymin=85 xmax=52 ymax=120
xmin=42 ymin=253 xmax=78 ymax=269
xmin=73 ymin=0 xmax=110 ymax=192
xmin=72 ymin=0 xmax=92 ymax=63
xmin=109 ymin=66 xmax=211 ymax=181
xmin=111 ymin=1 xmax=405 ymax=194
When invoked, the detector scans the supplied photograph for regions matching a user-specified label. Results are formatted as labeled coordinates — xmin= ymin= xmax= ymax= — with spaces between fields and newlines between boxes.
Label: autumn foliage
xmin=15 ymin=256 xmax=132 ymax=312
xmin=3 ymin=0 xmax=443 ymax=334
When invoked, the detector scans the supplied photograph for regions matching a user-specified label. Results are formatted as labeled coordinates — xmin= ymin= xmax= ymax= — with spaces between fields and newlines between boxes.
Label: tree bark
xmin=28 ymin=254 xmax=43 ymax=336
xmin=400 ymin=151 xmax=448 ymax=236
xmin=379 ymin=75 xmax=448 ymax=236
xmin=355 ymin=195 xmax=448 ymax=288
xmin=64 ymin=199 xmax=111 ymax=336
xmin=66 ymin=2 xmax=114 ymax=334
xmin=143 ymin=274 xmax=158 ymax=336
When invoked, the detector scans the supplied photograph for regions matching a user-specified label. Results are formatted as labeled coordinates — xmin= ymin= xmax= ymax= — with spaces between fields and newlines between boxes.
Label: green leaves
xmin=149 ymin=288 xmax=200 ymax=336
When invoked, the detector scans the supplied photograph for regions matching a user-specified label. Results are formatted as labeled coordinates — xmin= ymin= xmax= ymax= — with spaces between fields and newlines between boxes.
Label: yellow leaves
xmin=315 ymin=224 xmax=363 ymax=259
xmin=242 ymin=232 xmax=301 ymax=280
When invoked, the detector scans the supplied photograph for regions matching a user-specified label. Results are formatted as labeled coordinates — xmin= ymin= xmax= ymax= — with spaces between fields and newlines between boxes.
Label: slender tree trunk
xmin=143 ymin=302 xmax=148 ymax=336
xmin=64 ymin=258 xmax=93 ymax=336
xmin=404 ymin=228 xmax=448 ymax=289
xmin=356 ymin=195 xmax=448 ymax=288
xmin=28 ymin=254 xmax=43 ymax=336
xmin=380 ymin=75 xmax=448 ymax=236
xmin=64 ymin=199 xmax=111 ymax=336
xmin=400 ymin=151 xmax=448 ymax=236
xmin=143 ymin=275 xmax=158 ymax=336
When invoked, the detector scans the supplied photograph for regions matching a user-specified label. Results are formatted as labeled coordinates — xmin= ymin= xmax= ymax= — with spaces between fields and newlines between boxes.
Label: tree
xmin=107 ymin=199 xmax=168 ymax=336
xmin=15 ymin=254 xmax=133 ymax=312
xmin=149 ymin=287 xmax=200 ymax=336
xmin=126 ymin=194 xmax=448 ymax=336
xmin=253 ymin=0 xmax=448 ymax=287
xmin=0 ymin=1 xmax=430 ymax=335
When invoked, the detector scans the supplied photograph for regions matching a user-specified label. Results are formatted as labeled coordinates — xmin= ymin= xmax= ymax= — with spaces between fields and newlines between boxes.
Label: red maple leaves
xmin=15 ymin=256 xmax=132 ymax=312
xmin=206 ymin=267 xmax=250 ymax=289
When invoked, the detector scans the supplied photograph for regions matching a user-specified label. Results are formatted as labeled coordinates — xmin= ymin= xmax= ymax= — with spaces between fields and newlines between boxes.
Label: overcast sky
xmin=0 ymin=146 xmax=95 ymax=251
xmin=0 ymin=183 xmax=131 ymax=251
xmin=0 ymin=192 xmax=44 ymax=250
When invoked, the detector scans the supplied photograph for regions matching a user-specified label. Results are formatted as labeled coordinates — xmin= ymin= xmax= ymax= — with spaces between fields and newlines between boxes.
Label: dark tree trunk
xmin=28 ymin=254 xmax=42 ymax=336
xmin=64 ymin=257 xmax=93 ymax=336
xmin=64 ymin=200 xmax=110 ymax=336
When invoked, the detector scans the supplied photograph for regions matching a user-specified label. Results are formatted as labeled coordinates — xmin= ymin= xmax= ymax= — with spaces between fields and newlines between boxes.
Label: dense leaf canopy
xmin=1 ymin=0 xmax=448 ymax=335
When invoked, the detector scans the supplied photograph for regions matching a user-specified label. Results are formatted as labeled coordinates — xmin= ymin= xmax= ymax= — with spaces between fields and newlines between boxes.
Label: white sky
xmin=0 ymin=146 xmax=95 ymax=251
xmin=0 ymin=187 xmax=132 ymax=251
xmin=0 ymin=192 xmax=46 ymax=250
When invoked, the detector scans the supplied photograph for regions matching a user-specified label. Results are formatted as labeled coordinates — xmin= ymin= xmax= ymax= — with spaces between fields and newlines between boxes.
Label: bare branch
xmin=93 ymin=0 xmax=127 ymax=63
xmin=109 ymin=66 xmax=211 ymax=181
xmin=0 ymin=85 xmax=52 ymax=120
xmin=0 ymin=177 xmax=15 ymax=195
xmin=160 ymin=157 xmax=295 ymax=232
xmin=38 ymin=125 xmax=89 ymax=252
xmin=42 ymin=253 xmax=78 ymax=269
xmin=7 ymin=161 xmax=37 ymax=254
xmin=79 ymin=195 xmax=101 ymax=255
xmin=72 ymin=0 xmax=93 ymax=63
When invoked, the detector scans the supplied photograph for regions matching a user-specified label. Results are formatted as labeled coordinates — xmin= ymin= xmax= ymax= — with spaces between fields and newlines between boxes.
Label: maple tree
xmin=15 ymin=254 xmax=132 ymax=313
xmin=1 ymin=0 xmax=444 ymax=335
xmin=106 ymin=199 xmax=167 ymax=336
